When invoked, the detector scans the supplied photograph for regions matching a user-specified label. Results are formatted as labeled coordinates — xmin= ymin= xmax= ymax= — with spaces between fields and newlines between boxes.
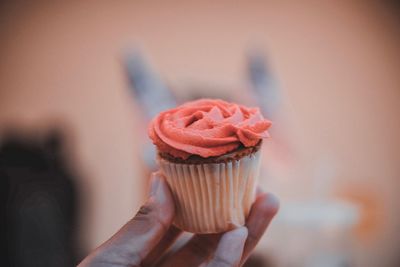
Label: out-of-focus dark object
xmin=123 ymin=51 xmax=178 ymax=169
xmin=247 ymin=50 xmax=280 ymax=118
xmin=124 ymin=51 xmax=177 ymax=120
xmin=0 ymin=130 xmax=80 ymax=267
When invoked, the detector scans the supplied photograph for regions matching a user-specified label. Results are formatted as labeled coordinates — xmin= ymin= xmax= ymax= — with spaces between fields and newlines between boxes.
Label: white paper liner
xmin=158 ymin=150 xmax=261 ymax=233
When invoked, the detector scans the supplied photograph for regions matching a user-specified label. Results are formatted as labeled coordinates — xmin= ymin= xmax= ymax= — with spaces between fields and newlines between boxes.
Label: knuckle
xmin=124 ymin=251 xmax=142 ymax=267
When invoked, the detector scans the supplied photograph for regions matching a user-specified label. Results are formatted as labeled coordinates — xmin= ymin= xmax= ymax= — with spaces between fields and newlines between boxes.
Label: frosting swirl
xmin=148 ymin=99 xmax=271 ymax=159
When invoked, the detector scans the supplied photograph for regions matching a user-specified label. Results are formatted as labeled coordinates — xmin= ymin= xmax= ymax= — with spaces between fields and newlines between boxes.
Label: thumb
xmin=205 ymin=227 xmax=248 ymax=267
xmin=79 ymin=172 xmax=175 ymax=267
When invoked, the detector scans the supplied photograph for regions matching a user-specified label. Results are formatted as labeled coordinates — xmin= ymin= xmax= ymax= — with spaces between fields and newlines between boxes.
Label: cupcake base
xmin=158 ymin=149 xmax=261 ymax=233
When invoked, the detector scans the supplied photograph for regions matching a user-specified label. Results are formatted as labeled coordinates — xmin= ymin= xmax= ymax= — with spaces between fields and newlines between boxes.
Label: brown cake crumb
xmin=158 ymin=140 xmax=262 ymax=164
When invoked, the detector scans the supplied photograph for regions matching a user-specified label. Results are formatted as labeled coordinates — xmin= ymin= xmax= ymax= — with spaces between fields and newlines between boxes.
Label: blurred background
xmin=1 ymin=1 xmax=399 ymax=266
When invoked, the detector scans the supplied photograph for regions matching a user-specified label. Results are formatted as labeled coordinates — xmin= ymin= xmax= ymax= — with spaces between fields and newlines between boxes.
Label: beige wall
xmin=1 ymin=1 xmax=399 ymax=266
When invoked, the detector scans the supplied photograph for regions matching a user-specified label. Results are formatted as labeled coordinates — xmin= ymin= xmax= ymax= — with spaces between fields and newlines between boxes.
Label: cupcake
xmin=148 ymin=99 xmax=271 ymax=233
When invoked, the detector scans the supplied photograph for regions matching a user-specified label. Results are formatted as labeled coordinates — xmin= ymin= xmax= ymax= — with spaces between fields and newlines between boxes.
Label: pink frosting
xmin=148 ymin=99 xmax=271 ymax=159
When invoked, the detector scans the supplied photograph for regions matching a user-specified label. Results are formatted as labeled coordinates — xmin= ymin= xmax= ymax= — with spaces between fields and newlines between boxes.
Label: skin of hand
xmin=78 ymin=172 xmax=279 ymax=267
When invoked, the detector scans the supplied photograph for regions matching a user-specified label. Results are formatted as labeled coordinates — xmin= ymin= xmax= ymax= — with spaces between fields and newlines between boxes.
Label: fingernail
xmin=268 ymin=193 xmax=280 ymax=205
xmin=147 ymin=172 xmax=174 ymax=222
xmin=256 ymin=187 xmax=264 ymax=196
xmin=266 ymin=193 xmax=280 ymax=212
xmin=231 ymin=226 xmax=248 ymax=240
xmin=217 ymin=227 xmax=248 ymax=254
xmin=149 ymin=172 xmax=161 ymax=197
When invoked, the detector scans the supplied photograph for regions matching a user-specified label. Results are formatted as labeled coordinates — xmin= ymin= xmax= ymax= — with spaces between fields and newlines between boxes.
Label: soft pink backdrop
xmin=1 ymin=1 xmax=399 ymax=266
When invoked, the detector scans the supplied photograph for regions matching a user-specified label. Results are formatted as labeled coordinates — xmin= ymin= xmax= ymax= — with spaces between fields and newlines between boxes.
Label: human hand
xmin=78 ymin=172 xmax=279 ymax=267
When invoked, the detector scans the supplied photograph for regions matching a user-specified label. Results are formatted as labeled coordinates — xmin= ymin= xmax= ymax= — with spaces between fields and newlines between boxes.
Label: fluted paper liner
xmin=158 ymin=150 xmax=261 ymax=233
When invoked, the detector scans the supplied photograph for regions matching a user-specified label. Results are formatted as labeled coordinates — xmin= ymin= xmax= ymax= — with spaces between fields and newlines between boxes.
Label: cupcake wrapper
xmin=158 ymin=150 xmax=261 ymax=233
